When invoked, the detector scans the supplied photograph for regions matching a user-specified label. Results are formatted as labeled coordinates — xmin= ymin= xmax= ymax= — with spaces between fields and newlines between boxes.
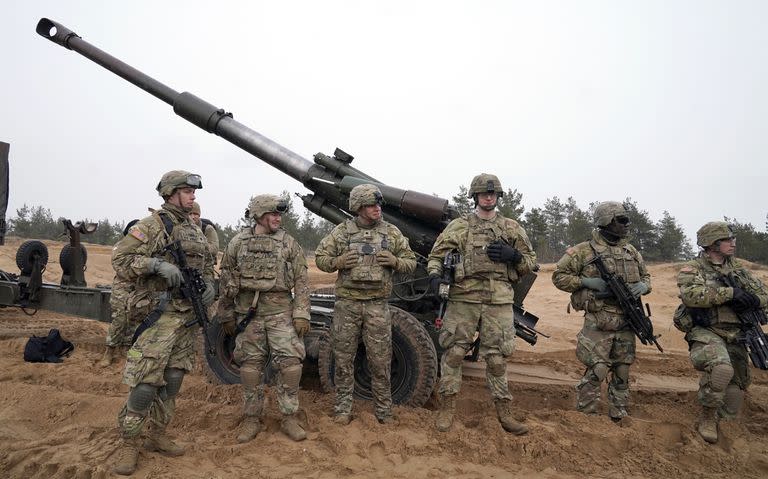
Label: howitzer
xmin=587 ymin=251 xmax=663 ymax=352
xmin=719 ymin=274 xmax=768 ymax=370
xmin=36 ymin=18 xmax=543 ymax=407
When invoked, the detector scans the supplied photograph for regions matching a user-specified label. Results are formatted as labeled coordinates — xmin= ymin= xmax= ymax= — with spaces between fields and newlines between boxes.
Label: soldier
xmin=110 ymin=170 xmax=215 ymax=476
xmin=217 ymin=194 xmax=311 ymax=443
xmin=189 ymin=201 xmax=220 ymax=265
xmin=428 ymin=173 xmax=536 ymax=435
xmin=676 ymin=221 xmax=768 ymax=444
xmin=551 ymin=201 xmax=651 ymax=421
xmin=315 ymin=184 xmax=417 ymax=425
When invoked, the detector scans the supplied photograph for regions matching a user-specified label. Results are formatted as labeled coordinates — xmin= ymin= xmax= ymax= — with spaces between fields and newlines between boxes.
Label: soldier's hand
xmin=376 ymin=250 xmax=398 ymax=268
xmin=730 ymin=287 xmax=761 ymax=312
xmin=428 ymin=274 xmax=443 ymax=295
xmin=201 ymin=280 xmax=216 ymax=306
xmin=486 ymin=241 xmax=523 ymax=265
xmin=293 ymin=318 xmax=310 ymax=338
xmin=580 ymin=277 xmax=608 ymax=293
xmin=152 ymin=259 xmax=183 ymax=288
xmin=333 ymin=251 xmax=359 ymax=270
xmin=628 ymin=281 xmax=649 ymax=299
xmin=221 ymin=319 xmax=237 ymax=337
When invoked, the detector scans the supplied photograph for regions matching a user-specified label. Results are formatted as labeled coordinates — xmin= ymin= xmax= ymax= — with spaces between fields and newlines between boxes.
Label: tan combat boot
xmin=698 ymin=406 xmax=719 ymax=444
xmin=98 ymin=346 xmax=117 ymax=367
xmin=113 ymin=437 xmax=140 ymax=476
xmin=333 ymin=413 xmax=352 ymax=425
xmin=281 ymin=413 xmax=307 ymax=441
xmin=495 ymin=399 xmax=528 ymax=435
xmin=435 ymin=394 xmax=456 ymax=432
xmin=236 ymin=416 xmax=262 ymax=443
xmin=144 ymin=426 xmax=185 ymax=457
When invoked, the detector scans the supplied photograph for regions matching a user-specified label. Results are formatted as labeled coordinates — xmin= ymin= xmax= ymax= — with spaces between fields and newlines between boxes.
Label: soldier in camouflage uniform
xmin=552 ymin=201 xmax=651 ymax=421
xmin=315 ymin=184 xmax=416 ymax=425
xmin=189 ymin=201 xmax=220 ymax=265
xmin=110 ymin=170 xmax=215 ymax=476
xmin=428 ymin=173 xmax=536 ymax=435
xmin=676 ymin=221 xmax=768 ymax=444
xmin=217 ymin=194 xmax=311 ymax=443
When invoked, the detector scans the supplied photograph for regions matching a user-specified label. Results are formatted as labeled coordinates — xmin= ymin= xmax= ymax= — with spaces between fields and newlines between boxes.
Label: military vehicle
xmin=33 ymin=18 xmax=544 ymax=407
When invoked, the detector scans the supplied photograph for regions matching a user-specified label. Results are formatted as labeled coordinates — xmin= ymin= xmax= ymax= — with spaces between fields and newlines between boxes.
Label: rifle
xmin=434 ymin=250 xmax=461 ymax=329
xmin=719 ymin=273 xmax=768 ymax=370
xmin=164 ymin=240 xmax=215 ymax=355
xmin=586 ymin=251 xmax=663 ymax=352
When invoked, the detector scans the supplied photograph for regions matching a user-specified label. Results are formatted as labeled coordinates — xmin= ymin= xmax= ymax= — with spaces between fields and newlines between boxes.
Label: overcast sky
xmin=3 ymin=1 xmax=767 ymax=246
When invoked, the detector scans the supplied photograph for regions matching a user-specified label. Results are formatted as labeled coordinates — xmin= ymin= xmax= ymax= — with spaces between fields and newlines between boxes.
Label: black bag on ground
xmin=23 ymin=329 xmax=75 ymax=363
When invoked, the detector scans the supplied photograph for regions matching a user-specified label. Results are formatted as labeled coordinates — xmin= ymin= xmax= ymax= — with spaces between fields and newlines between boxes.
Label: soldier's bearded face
xmin=476 ymin=192 xmax=497 ymax=211
xmin=258 ymin=212 xmax=282 ymax=233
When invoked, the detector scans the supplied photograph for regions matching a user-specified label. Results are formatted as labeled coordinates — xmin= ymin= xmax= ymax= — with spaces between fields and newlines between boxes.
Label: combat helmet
xmin=594 ymin=201 xmax=628 ymax=227
xmin=696 ymin=221 xmax=735 ymax=247
xmin=349 ymin=184 xmax=384 ymax=212
xmin=156 ymin=170 xmax=203 ymax=198
xmin=190 ymin=202 xmax=201 ymax=215
xmin=467 ymin=173 xmax=504 ymax=198
xmin=246 ymin=194 xmax=289 ymax=219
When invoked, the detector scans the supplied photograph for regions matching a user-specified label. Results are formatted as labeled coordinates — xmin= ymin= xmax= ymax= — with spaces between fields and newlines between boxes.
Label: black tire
xmin=59 ymin=244 xmax=88 ymax=275
xmin=317 ymin=306 xmax=438 ymax=407
xmin=16 ymin=240 xmax=49 ymax=273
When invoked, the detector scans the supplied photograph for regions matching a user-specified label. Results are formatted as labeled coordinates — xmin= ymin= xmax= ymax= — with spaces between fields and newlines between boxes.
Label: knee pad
xmin=280 ymin=358 xmax=303 ymax=389
xmin=163 ymin=368 xmax=185 ymax=399
xmin=240 ymin=362 xmax=263 ymax=389
xmin=485 ymin=354 xmax=506 ymax=378
xmin=710 ymin=363 xmax=734 ymax=392
xmin=612 ymin=364 xmax=630 ymax=389
xmin=127 ymin=383 xmax=158 ymax=415
xmin=444 ymin=345 xmax=466 ymax=369
xmin=592 ymin=363 xmax=609 ymax=382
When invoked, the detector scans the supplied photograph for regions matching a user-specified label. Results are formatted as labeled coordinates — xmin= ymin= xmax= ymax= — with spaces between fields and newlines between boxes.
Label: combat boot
xmin=236 ymin=416 xmax=262 ymax=443
xmin=435 ymin=394 xmax=456 ymax=432
xmin=281 ymin=413 xmax=307 ymax=441
xmin=333 ymin=413 xmax=352 ymax=425
xmin=698 ymin=406 xmax=719 ymax=444
xmin=113 ymin=437 xmax=140 ymax=476
xmin=98 ymin=346 xmax=117 ymax=367
xmin=144 ymin=427 xmax=185 ymax=457
xmin=494 ymin=399 xmax=528 ymax=435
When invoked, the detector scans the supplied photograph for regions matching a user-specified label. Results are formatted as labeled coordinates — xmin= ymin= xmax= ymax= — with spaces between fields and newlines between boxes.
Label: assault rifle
xmin=587 ymin=252 xmax=663 ymax=352
xmin=435 ymin=250 xmax=461 ymax=329
xmin=164 ymin=240 xmax=215 ymax=355
xmin=720 ymin=273 xmax=768 ymax=370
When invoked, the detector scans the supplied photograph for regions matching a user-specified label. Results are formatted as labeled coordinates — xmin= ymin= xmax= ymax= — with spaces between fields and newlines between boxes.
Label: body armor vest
xmin=462 ymin=215 xmax=510 ymax=280
xmin=339 ymin=220 xmax=390 ymax=290
xmin=237 ymin=229 xmax=292 ymax=292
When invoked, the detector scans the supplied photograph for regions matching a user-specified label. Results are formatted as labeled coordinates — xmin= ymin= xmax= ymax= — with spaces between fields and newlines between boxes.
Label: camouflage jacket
xmin=677 ymin=254 xmax=768 ymax=342
xmin=427 ymin=212 xmax=536 ymax=304
xmin=315 ymin=218 xmax=416 ymax=300
xmin=111 ymin=202 xmax=214 ymax=313
xmin=552 ymin=230 xmax=651 ymax=319
xmin=217 ymin=227 xmax=310 ymax=321
xmin=203 ymin=223 xmax=220 ymax=265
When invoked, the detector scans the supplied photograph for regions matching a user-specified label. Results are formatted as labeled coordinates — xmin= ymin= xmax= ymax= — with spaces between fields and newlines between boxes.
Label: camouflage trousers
xmin=437 ymin=301 xmax=516 ymax=400
xmin=687 ymin=326 xmax=750 ymax=408
xmin=105 ymin=285 xmax=141 ymax=347
xmin=332 ymin=298 xmax=392 ymax=419
xmin=233 ymin=310 xmax=306 ymax=416
xmin=574 ymin=323 xmax=635 ymax=413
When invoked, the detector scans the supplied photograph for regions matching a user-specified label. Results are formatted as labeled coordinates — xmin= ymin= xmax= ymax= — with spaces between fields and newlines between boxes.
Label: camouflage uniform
xmin=552 ymin=229 xmax=650 ymax=418
xmin=105 ymin=276 xmax=139 ymax=348
xmin=203 ymin=223 xmax=219 ymax=263
xmin=315 ymin=185 xmax=416 ymax=422
xmin=676 ymin=221 xmax=768 ymax=443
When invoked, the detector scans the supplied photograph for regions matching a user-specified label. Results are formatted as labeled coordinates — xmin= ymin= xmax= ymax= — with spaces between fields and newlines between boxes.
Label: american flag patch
xmin=130 ymin=227 xmax=147 ymax=242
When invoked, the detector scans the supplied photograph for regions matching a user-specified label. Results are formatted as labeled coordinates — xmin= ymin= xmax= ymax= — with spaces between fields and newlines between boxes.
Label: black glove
xmin=730 ymin=287 xmax=761 ymax=313
xmin=486 ymin=241 xmax=523 ymax=265
xmin=429 ymin=274 xmax=443 ymax=294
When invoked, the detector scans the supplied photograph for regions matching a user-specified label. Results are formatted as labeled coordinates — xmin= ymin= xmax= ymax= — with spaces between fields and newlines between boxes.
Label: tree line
xmin=6 ymin=190 xmax=768 ymax=265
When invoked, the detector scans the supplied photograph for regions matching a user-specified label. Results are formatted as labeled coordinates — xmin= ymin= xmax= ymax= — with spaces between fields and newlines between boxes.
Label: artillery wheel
xmin=59 ymin=244 xmax=88 ymax=275
xmin=392 ymin=262 xmax=429 ymax=301
xmin=317 ymin=306 xmax=438 ymax=407
xmin=16 ymin=240 xmax=49 ymax=274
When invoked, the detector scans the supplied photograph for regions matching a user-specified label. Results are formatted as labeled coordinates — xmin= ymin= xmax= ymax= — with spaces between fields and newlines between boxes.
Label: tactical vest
xmin=339 ymin=220 xmax=390 ymax=290
xmin=573 ymin=238 xmax=642 ymax=315
xmin=459 ymin=214 xmax=515 ymax=282
xmin=236 ymin=229 xmax=293 ymax=292
xmin=693 ymin=257 xmax=740 ymax=329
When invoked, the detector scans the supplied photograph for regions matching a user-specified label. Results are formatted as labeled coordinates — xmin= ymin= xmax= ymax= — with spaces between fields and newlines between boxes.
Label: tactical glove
xmin=580 ymin=277 xmax=608 ymax=293
xmin=201 ymin=280 xmax=216 ymax=306
xmin=428 ymin=274 xmax=444 ymax=295
xmin=376 ymin=250 xmax=398 ymax=269
xmin=486 ymin=242 xmax=523 ymax=265
xmin=221 ymin=319 xmax=237 ymax=337
xmin=730 ymin=287 xmax=761 ymax=312
xmin=333 ymin=251 xmax=359 ymax=271
xmin=151 ymin=259 xmax=183 ymax=288
xmin=628 ymin=282 xmax=649 ymax=299
xmin=293 ymin=318 xmax=310 ymax=338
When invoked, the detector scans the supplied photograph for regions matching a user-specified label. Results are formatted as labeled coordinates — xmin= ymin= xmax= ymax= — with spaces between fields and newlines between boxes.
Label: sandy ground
xmin=1 ymin=237 xmax=767 ymax=478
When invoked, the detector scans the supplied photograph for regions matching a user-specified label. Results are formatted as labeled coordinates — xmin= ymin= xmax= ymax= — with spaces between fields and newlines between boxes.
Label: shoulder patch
xmin=129 ymin=226 xmax=148 ymax=243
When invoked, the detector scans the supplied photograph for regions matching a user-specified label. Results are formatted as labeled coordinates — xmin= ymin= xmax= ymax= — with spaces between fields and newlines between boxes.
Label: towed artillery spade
xmin=36 ymin=18 xmax=545 ymax=406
